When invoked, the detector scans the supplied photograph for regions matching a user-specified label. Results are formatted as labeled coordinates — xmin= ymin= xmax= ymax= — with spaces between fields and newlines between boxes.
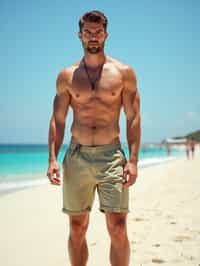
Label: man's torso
xmin=61 ymin=56 xmax=127 ymax=146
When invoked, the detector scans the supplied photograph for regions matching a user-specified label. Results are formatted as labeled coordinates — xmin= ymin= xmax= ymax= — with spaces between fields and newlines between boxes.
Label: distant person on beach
xmin=186 ymin=138 xmax=196 ymax=159
xmin=190 ymin=138 xmax=196 ymax=158
xmin=186 ymin=139 xmax=190 ymax=159
xmin=165 ymin=143 xmax=171 ymax=156
xmin=47 ymin=11 xmax=141 ymax=266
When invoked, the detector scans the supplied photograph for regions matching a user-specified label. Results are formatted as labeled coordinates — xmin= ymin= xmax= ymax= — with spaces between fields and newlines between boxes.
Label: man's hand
xmin=47 ymin=160 xmax=61 ymax=185
xmin=122 ymin=161 xmax=138 ymax=188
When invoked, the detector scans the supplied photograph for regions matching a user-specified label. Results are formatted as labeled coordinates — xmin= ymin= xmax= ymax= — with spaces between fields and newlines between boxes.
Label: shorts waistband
xmin=68 ymin=140 xmax=121 ymax=153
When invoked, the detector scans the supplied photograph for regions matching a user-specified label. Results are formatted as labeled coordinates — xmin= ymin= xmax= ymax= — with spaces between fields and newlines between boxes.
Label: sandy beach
xmin=0 ymin=155 xmax=200 ymax=266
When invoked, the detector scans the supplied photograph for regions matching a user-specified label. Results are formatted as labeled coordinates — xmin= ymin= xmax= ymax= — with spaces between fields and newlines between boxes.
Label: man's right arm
xmin=47 ymin=71 xmax=71 ymax=185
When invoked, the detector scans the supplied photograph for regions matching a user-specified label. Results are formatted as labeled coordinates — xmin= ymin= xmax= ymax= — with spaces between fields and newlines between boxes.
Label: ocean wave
xmin=0 ymin=178 xmax=49 ymax=196
xmin=138 ymin=156 xmax=177 ymax=168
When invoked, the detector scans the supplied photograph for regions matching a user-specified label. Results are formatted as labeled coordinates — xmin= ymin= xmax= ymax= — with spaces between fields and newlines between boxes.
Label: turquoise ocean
xmin=0 ymin=144 xmax=184 ymax=195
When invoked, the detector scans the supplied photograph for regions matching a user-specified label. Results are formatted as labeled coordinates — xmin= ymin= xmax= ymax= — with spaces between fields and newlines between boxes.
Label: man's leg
xmin=68 ymin=213 xmax=89 ymax=266
xmin=106 ymin=212 xmax=130 ymax=266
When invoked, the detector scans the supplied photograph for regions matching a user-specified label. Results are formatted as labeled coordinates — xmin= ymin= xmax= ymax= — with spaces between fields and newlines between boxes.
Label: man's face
xmin=78 ymin=22 xmax=108 ymax=54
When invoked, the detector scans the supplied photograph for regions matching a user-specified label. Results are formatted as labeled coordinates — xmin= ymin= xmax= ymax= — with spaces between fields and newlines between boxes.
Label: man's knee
xmin=106 ymin=213 xmax=128 ymax=241
xmin=69 ymin=214 xmax=89 ymax=242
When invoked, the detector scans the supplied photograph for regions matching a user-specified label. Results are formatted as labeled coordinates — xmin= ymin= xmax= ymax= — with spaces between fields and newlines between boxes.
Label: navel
xmin=111 ymin=92 xmax=116 ymax=96
xmin=76 ymin=93 xmax=80 ymax=98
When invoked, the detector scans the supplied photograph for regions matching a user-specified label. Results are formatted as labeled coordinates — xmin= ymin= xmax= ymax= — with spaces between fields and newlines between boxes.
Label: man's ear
xmin=105 ymin=32 xmax=108 ymax=40
xmin=78 ymin=32 xmax=82 ymax=40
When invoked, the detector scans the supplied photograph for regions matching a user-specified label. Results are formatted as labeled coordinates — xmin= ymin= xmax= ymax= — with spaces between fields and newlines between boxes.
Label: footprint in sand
xmin=131 ymin=247 xmax=136 ymax=253
xmin=172 ymin=258 xmax=182 ymax=263
xmin=180 ymin=253 xmax=195 ymax=261
xmin=174 ymin=235 xmax=192 ymax=242
xmin=152 ymin=258 xmax=165 ymax=263
xmin=133 ymin=217 xmax=144 ymax=222
xmin=170 ymin=221 xmax=176 ymax=225
xmin=130 ymin=240 xmax=136 ymax=245
xmin=152 ymin=243 xmax=161 ymax=247
xmin=166 ymin=215 xmax=173 ymax=219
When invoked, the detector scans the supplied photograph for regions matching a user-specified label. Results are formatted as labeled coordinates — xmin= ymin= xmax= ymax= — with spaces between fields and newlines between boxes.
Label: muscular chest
xmin=69 ymin=66 xmax=123 ymax=105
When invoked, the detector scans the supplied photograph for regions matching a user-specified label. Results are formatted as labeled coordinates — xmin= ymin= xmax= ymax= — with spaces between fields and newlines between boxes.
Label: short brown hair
xmin=79 ymin=10 xmax=108 ymax=32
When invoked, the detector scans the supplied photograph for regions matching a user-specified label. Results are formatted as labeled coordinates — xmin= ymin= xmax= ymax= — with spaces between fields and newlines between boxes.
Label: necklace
xmin=82 ymin=58 xmax=105 ymax=90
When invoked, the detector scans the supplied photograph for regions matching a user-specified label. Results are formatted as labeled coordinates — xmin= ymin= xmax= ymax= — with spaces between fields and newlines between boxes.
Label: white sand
xmin=0 ymin=156 xmax=200 ymax=266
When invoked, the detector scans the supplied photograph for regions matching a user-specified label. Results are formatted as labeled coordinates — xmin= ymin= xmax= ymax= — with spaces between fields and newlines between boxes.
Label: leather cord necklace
xmin=82 ymin=57 xmax=105 ymax=90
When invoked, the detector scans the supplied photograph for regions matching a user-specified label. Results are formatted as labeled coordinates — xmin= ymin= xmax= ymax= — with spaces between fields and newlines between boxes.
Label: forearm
xmin=48 ymin=116 xmax=65 ymax=162
xmin=127 ymin=116 xmax=141 ymax=163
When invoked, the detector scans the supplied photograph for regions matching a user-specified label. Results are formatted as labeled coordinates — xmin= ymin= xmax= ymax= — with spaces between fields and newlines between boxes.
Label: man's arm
xmin=47 ymin=71 xmax=71 ymax=185
xmin=122 ymin=66 xmax=141 ymax=187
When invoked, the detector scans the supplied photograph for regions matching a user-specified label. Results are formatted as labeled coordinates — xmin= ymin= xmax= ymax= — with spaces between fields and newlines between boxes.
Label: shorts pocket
xmin=62 ymin=148 xmax=71 ymax=165
xmin=119 ymin=147 xmax=127 ymax=162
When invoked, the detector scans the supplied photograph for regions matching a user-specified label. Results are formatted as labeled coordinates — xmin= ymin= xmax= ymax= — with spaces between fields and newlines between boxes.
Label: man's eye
xmin=83 ymin=30 xmax=104 ymax=36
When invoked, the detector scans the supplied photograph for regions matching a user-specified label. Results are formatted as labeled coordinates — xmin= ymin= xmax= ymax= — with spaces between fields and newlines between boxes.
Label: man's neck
xmin=83 ymin=51 xmax=106 ymax=69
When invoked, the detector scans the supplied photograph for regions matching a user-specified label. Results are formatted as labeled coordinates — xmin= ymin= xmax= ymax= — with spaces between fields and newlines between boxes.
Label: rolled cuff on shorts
xmin=62 ymin=207 xmax=91 ymax=216
xmin=99 ymin=205 xmax=129 ymax=213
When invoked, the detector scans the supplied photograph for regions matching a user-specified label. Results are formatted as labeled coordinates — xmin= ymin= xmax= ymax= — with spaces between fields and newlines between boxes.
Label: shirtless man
xmin=47 ymin=10 xmax=141 ymax=266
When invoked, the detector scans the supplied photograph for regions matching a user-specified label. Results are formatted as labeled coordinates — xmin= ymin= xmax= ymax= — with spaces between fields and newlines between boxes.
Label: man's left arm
xmin=122 ymin=66 xmax=141 ymax=187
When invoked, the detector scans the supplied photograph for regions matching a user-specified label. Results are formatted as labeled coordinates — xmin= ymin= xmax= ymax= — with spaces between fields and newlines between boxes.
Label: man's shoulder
xmin=107 ymin=56 xmax=136 ymax=77
xmin=57 ymin=61 xmax=81 ymax=79
xmin=107 ymin=56 xmax=132 ymax=71
xmin=56 ymin=62 xmax=81 ymax=95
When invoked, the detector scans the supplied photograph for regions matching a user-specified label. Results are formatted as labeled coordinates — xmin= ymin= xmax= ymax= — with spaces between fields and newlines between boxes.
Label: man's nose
xmin=90 ymin=34 xmax=98 ymax=40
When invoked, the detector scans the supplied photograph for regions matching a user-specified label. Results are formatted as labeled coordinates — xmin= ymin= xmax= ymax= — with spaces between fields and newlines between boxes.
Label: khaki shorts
xmin=62 ymin=141 xmax=129 ymax=215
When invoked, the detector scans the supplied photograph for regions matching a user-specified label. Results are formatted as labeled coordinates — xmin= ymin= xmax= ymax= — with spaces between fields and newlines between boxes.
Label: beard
xmin=87 ymin=46 xmax=102 ymax=54
xmin=83 ymin=41 xmax=105 ymax=54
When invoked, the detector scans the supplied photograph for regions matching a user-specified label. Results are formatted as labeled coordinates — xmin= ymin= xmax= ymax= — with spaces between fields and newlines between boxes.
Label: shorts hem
xmin=99 ymin=206 xmax=129 ymax=213
xmin=62 ymin=207 xmax=91 ymax=216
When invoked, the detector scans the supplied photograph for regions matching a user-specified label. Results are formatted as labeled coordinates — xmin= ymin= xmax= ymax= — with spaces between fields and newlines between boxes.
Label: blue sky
xmin=0 ymin=0 xmax=200 ymax=144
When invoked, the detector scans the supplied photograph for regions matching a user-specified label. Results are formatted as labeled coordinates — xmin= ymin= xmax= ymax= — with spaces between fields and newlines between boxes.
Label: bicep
xmin=53 ymin=72 xmax=71 ymax=124
xmin=122 ymin=68 xmax=140 ymax=120
xmin=53 ymin=93 xmax=70 ymax=124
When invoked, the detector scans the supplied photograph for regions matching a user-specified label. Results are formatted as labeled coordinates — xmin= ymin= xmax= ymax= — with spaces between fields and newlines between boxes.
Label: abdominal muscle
xmin=70 ymin=109 xmax=121 ymax=146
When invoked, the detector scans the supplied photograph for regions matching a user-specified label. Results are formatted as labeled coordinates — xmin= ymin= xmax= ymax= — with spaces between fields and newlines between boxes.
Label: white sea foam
xmin=138 ymin=156 xmax=177 ymax=168
xmin=0 ymin=178 xmax=49 ymax=196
